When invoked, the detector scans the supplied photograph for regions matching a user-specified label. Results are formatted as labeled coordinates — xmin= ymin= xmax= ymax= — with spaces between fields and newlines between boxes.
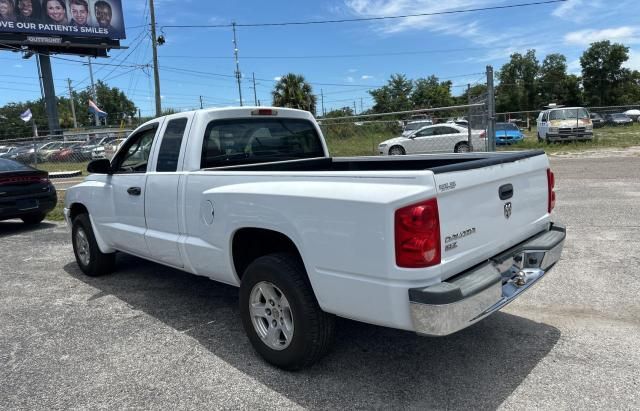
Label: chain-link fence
xmin=0 ymin=130 xmax=131 ymax=171
xmin=319 ymin=102 xmax=491 ymax=157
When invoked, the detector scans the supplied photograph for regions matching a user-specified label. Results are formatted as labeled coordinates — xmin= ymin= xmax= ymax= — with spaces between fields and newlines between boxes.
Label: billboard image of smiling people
xmin=16 ymin=0 xmax=42 ymax=23
xmin=44 ymin=0 xmax=68 ymax=24
xmin=0 ymin=0 xmax=125 ymax=39
xmin=69 ymin=0 xmax=89 ymax=27
xmin=0 ymin=0 xmax=16 ymax=22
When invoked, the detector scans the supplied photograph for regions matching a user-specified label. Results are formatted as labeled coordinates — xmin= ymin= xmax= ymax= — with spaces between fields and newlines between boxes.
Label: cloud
xmin=348 ymin=68 xmax=358 ymax=73
xmin=13 ymin=64 xmax=22 ymax=68
xmin=564 ymin=26 xmax=640 ymax=45
xmin=273 ymin=76 xmax=282 ymax=81
xmin=346 ymin=76 xmax=355 ymax=82
xmin=361 ymin=75 xmax=374 ymax=80
xmin=625 ymin=49 xmax=640 ymax=71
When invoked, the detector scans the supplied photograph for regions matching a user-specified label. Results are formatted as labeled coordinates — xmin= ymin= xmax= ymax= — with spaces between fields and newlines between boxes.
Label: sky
xmin=0 ymin=0 xmax=638 ymax=118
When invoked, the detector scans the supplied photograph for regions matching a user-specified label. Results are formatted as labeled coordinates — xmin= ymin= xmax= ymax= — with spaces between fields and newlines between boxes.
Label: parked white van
xmin=536 ymin=106 xmax=593 ymax=142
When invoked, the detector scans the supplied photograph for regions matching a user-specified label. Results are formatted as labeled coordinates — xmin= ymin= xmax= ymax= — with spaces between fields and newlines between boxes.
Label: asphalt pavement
xmin=1 ymin=154 xmax=639 ymax=409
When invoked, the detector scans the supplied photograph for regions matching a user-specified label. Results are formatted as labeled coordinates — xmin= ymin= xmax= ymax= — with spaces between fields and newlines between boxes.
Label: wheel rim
xmin=75 ymin=228 xmax=91 ymax=267
xmin=389 ymin=147 xmax=404 ymax=155
xmin=249 ymin=281 xmax=294 ymax=351
xmin=457 ymin=144 xmax=470 ymax=153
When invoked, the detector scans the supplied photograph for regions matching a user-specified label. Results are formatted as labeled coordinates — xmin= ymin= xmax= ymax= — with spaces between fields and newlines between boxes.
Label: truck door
xmin=144 ymin=116 xmax=192 ymax=268
xmin=104 ymin=123 xmax=160 ymax=256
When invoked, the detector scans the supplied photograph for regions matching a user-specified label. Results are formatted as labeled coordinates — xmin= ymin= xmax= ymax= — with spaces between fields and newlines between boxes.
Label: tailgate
xmin=434 ymin=152 xmax=551 ymax=280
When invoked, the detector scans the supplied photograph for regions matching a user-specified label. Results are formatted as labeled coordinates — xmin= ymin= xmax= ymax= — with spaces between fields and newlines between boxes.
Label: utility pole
xmin=232 ymin=22 xmax=243 ymax=106
xmin=320 ymin=89 xmax=325 ymax=116
xmin=360 ymin=98 xmax=363 ymax=114
xmin=486 ymin=65 xmax=496 ymax=152
xmin=149 ymin=0 xmax=162 ymax=117
xmin=87 ymin=57 xmax=99 ymax=126
xmin=467 ymin=83 xmax=472 ymax=150
xmin=199 ymin=95 xmax=203 ymax=109
xmin=252 ymin=72 xmax=258 ymax=106
xmin=353 ymin=101 xmax=357 ymax=115
xmin=67 ymin=78 xmax=78 ymax=129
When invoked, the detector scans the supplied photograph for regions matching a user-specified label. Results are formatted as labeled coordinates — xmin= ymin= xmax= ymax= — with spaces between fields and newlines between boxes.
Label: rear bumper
xmin=0 ymin=190 xmax=57 ymax=221
xmin=409 ymin=223 xmax=565 ymax=336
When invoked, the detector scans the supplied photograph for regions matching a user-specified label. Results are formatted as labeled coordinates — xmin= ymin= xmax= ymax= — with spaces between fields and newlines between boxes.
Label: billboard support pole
xmin=38 ymin=52 xmax=60 ymax=136
xmin=150 ymin=0 xmax=162 ymax=117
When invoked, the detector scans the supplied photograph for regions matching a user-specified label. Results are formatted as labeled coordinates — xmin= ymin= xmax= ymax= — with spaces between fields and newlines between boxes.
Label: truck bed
xmin=205 ymin=150 xmax=546 ymax=174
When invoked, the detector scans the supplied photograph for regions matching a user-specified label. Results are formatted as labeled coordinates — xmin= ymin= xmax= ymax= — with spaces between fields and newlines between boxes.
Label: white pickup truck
xmin=64 ymin=107 xmax=565 ymax=370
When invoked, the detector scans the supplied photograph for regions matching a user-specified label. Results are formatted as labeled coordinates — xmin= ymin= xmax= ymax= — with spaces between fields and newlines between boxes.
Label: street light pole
xmin=149 ymin=0 xmax=162 ymax=116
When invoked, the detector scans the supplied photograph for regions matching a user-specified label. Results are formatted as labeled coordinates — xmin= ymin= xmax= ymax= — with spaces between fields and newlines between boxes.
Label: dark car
xmin=590 ymin=113 xmax=605 ymax=128
xmin=0 ymin=159 xmax=57 ymax=224
xmin=605 ymin=113 xmax=633 ymax=126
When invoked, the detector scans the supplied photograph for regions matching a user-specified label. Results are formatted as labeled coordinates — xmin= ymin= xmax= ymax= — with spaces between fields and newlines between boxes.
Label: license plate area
xmin=16 ymin=199 xmax=39 ymax=211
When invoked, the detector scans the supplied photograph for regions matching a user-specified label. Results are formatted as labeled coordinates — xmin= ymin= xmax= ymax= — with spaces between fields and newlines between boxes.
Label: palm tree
xmin=272 ymin=73 xmax=317 ymax=115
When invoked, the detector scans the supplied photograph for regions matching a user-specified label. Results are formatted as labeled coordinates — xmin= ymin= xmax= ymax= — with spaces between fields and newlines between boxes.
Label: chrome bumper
xmin=409 ymin=224 xmax=565 ymax=336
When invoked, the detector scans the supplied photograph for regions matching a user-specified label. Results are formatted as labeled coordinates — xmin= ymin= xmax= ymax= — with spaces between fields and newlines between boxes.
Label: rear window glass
xmin=0 ymin=158 xmax=32 ymax=172
xmin=201 ymin=118 xmax=324 ymax=169
xmin=157 ymin=118 xmax=188 ymax=172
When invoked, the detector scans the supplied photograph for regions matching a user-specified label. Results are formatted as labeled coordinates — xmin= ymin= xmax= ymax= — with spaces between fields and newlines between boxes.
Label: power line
xmin=161 ymin=1 xmax=566 ymax=29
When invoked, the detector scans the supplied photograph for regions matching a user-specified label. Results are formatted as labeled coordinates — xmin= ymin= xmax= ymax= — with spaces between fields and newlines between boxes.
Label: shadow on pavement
xmin=64 ymin=254 xmax=560 ymax=409
xmin=0 ymin=221 xmax=58 ymax=238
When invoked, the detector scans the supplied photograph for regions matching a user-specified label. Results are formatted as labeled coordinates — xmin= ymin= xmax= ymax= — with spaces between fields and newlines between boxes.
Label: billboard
xmin=0 ymin=0 xmax=126 ymax=40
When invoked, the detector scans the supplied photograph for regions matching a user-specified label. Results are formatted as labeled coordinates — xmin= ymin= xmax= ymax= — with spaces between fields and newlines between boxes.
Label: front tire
xmin=388 ymin=146 xmax=405 ymax=155
xmin=239 ymin=253 xmax=335 ymax=370
xmin=72 ymin=214 xmax=115 ymax=277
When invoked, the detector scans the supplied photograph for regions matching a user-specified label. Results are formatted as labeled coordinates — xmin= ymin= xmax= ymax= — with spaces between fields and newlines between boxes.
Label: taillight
xmin=395 ymin=198 xmax=441 ymax=268
xmin=251 ymin=109 xmax=278 ymax=116
xmin=480 ymin=131 xmax=486 ymax=139
xmin=547 ymin=168 xmax=556 ymax=213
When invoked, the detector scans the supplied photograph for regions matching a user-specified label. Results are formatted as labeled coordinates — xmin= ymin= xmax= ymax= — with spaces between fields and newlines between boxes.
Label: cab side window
xmin=415 ymin=128 xmax=435 ymax=137
xmin=156 ymin=118 xmax=188 ymax=172
xmin=112 ymin=126 xmax=158 ymax=174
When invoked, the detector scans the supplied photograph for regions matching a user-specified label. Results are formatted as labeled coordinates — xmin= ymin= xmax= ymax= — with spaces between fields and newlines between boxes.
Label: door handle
xmin=127 ymin=187 xmax=142 ymax=196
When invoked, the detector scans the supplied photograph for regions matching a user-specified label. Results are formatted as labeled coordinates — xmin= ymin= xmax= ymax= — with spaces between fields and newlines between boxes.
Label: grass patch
xmin=499 ymin=124 xmax=640 ymax=154
xmin=47 ymin=194 xmax=66 ymax=222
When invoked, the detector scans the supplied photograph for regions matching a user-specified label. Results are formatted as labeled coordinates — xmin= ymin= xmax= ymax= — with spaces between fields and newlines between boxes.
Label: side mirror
xmin=87 ymin=159 xmax=112 ymax=174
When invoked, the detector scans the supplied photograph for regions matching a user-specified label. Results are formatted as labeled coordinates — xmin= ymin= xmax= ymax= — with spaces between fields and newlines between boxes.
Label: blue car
xmin=495 ymin=122 xmax=525 ymax=145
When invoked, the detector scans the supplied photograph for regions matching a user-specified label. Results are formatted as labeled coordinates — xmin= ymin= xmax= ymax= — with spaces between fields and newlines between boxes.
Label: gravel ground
xmin=1 ymin=155 xmax=639 ymax=410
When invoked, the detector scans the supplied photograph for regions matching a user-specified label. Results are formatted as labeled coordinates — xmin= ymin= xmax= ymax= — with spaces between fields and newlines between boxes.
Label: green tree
xmin=368 ymin=74 xmax=413 ymax=113
xmin=539 ymin=54 xmax=568 ymax=104
xmin=496 ymin=50 xmax=540 ymax=112
xmin=411 ymin=75 xmax=454 ymax=109
xmin=271 ymin=73 xmax=317 ymax=114
xmin=76 ymin=80 xmax=137 ymax=124
xmin=580 ymin=41 xmax=630 ymax=106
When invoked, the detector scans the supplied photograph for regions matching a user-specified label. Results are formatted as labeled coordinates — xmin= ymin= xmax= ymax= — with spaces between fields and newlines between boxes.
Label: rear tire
xmin=72 ymin=214 xmax=115 ymax=277
xmin=454 ymin=142 xmax=470 ymax=153
xmin=388 ymin=146 xmax=405 ymax=155
xmin=21 ymin=213 xmax=46 ymax=225
xmin=239 ymin=253 xmax=335 ymax=370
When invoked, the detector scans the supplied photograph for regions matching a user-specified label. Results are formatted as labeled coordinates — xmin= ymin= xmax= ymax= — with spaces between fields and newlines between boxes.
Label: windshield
xmin=405 ymin=122 xmax=430 ymax=131
xmin=496 ymin=123 xmax=519 ymax=131
xmin=201 ymin=118 xmax=325 ymax=168
xmin=549 ymin=108 xmax=589 ymax=120
xmin=612 ymin=114 xmax=628 ymax=119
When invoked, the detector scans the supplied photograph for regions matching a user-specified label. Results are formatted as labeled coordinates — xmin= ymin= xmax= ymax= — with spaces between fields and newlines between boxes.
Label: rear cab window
xmin=156 ymin=118 xmax=189 ymax=172
xmin=201 ymin=118 xmax=324 ymax=169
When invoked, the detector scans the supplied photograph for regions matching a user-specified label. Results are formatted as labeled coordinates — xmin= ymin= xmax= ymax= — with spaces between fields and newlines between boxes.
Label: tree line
xmin=0 ymin=80 xmax=136 ymax=138
xmin=270 ymin=40 xmax=640 ymax=117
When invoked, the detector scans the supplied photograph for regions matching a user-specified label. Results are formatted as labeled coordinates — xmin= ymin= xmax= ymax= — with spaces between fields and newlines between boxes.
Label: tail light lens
xmin=547 ymin=168 xmax=556 ymax=213
xmin=395 ymin=198 xmax=441 ymax=268
xmin=480 ymin=131 xmax=486 ymax=139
